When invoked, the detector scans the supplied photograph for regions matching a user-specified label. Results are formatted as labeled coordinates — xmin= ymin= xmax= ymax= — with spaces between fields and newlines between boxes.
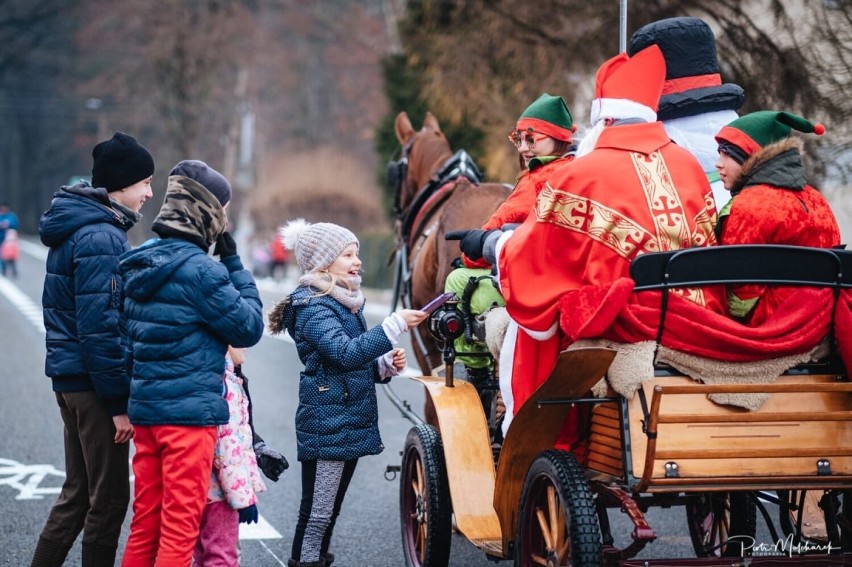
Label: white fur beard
xmin=575 ymin=120 xmax=606 ymax=158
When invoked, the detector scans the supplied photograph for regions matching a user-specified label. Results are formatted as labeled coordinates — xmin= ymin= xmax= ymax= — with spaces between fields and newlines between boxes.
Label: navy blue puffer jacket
xmin=119 ymin=238 xmax=264 ymax=426
xmin=281 ymin=286 xmax=392 ymax=461
xmin=40 ymin=184 xmax=136 ymax=416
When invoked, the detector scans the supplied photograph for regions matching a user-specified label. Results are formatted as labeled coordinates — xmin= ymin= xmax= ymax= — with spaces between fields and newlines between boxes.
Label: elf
xmin=715 ymin=110 xmax=841 ymax=325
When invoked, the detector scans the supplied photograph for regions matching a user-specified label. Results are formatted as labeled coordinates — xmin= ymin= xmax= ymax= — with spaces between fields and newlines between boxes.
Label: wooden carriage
xmin=397 ymin=245 xmax=852 ymax=566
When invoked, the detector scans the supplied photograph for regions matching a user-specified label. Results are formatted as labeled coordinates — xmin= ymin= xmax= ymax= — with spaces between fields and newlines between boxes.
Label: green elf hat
xmin=516 ymin=93 xmax=576 ymax=142
xmin=715 ymin=110 xmax=826 ymax=159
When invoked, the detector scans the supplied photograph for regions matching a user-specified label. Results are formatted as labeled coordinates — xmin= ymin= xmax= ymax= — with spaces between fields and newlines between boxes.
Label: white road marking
xmin=257 ymin=540 xmax=288 ymax=565
xmin=239 ymin=515 xmax=283 ymax=540
xmin=0 ymin=458 xmax=64 ymax=500
xmin=0 ymin=276 xmax=44 ymax=333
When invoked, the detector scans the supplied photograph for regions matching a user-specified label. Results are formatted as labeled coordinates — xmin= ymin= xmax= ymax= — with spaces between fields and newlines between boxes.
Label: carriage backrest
xmin=630 ymin=245 xmax=850 ymax=290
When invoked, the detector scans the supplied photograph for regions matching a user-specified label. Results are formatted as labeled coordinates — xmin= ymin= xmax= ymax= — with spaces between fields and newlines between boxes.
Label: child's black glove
xmin=214 ymin=231 xmax=238 ymax=259
xmin=446 ymin=229 xmax=489 ymax=260
xmin=254 ymin=441 xmax=289 ymax=481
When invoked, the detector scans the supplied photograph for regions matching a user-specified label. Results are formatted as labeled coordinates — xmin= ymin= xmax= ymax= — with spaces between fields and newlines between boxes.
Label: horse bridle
xmin=387 ymin=138 xmax=413 ymax=220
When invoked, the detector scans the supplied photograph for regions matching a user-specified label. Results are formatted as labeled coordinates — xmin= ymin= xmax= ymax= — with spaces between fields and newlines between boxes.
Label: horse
xmin=389 ymin=111 xmax=511 ymax=375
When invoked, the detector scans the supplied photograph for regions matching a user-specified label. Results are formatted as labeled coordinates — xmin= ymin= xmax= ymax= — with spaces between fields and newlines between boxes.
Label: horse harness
xmin=393 ymin=149 xmax=484 ymax=249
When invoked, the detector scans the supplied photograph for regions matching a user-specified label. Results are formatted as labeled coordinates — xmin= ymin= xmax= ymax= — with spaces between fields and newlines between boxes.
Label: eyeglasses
xmin=508 ymin=129 xmax=548 ymax=149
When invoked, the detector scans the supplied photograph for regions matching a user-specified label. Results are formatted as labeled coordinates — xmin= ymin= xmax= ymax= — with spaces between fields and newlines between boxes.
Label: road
xmin=0 ymin=238 xmax=783 ymax=566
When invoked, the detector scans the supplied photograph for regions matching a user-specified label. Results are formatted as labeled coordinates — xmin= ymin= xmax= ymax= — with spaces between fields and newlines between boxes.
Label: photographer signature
xmin=729 ymin=534 xmax=841 ymax=557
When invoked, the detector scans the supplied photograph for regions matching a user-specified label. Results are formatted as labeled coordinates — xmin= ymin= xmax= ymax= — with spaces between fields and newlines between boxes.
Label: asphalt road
xmin=0 ymin=238 xmax=791 ymax=566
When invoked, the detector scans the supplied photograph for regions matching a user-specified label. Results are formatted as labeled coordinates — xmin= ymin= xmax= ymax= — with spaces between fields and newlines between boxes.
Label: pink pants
xmin=192 ymin=501 xmax=239 ymax=567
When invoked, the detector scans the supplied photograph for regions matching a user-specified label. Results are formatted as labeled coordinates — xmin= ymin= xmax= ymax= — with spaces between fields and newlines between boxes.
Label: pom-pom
xmin=279 ymin=218 xmax=309 ymax=251
xmin=813 ymin=123 xmax=826 ymax=136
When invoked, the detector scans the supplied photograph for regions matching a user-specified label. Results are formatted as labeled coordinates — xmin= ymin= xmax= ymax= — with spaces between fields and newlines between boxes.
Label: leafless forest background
xmin=1 ymin=0 xmax=850 ymax=254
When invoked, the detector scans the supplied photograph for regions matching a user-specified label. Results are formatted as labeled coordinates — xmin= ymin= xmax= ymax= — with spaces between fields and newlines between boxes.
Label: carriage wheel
xmin=779 ymin=489 xmax=852 ymax=553
xmin=400 ymin=424 xmax=452 ymax=567
xmin=686 ymin=492 xmax=756 ymax=557
xmin=515 ymin=450 xmax=602 ymax=567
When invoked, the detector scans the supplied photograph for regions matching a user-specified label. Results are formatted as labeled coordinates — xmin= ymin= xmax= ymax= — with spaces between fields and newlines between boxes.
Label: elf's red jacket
xmin=462 ymin=155 xmax=574 ymax=269
xmin=718 ymin=138 xmax=840 ymax=326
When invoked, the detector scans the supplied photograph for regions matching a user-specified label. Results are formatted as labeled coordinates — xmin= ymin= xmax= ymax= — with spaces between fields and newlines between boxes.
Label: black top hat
xmin=629 ymin=17 xmax=744 ymax=121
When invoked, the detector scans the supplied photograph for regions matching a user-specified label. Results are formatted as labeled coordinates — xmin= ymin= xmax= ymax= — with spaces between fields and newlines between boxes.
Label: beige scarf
xmin=299 ymin=272 xmax=365 ymax=313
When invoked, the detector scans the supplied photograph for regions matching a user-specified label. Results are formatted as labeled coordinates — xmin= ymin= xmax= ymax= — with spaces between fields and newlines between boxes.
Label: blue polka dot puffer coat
xmin=281 ymin=286 xmax=392 ymax=462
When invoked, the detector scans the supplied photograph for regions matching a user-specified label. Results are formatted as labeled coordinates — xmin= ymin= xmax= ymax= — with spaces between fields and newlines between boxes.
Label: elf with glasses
xmin=444 ymin=93 xmax=577 ymax=378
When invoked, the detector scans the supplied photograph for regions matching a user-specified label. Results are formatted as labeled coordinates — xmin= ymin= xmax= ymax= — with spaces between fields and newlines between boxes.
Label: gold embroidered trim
xmin=534 ymin=153 xmax=719 ymax=307
xmin=535 ymin=183 xmax=660 ymax=259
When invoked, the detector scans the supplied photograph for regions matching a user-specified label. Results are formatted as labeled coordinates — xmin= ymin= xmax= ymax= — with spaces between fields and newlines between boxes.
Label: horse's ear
xmin=423 ymin=112 xmax=441 ymax=132
xmin=395 ymin=112 xmax=415 ymax=144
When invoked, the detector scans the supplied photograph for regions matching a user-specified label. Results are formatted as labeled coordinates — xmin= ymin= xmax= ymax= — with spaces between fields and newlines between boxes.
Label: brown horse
xmin=391 ymin=111 xmax=511 ymax=374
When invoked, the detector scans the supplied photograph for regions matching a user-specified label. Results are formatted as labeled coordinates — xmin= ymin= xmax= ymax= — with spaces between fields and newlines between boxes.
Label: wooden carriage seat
xmin=585 ymin=245 xmax=852 ymax=492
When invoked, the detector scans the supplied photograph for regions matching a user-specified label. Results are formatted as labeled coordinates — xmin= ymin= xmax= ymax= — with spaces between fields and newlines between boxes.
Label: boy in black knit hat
xmin=33 ymin=132 xmax=154 ymax=567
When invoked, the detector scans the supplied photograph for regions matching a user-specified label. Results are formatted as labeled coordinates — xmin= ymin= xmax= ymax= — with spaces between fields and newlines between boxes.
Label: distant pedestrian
xmin=1 ymin=228 xmax=20 ymax=277
xmin=267 ymin=218 xmax=427 ymax=567
xmin=32 ymin=132 xmax=154 ymax=567
xmin=192 ymin=346 xmax=268 ymax=567
xmin=270 ymin=231 xmax=289 ymax=282
xmin=119 ymin=160 xmax=264 ymax=567
xmin=0 ymin=203 xmax=20 ymax=276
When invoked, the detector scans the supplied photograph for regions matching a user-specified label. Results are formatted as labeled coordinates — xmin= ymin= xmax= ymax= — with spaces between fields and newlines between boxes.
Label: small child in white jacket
xmin=192 ymin=347 xmax=267 ymax=566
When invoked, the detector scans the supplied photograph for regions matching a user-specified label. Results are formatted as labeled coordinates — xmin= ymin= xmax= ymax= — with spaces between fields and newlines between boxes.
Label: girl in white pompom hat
xmin=268 ymin=218 xmax=427 ymax=567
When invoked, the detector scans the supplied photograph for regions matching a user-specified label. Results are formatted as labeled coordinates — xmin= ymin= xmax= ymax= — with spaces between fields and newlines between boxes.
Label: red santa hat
xmin=589 ymin=45 xmax=666 ymax=126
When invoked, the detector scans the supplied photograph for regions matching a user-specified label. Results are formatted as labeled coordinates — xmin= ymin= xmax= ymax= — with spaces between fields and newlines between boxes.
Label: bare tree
xmin=387 ymin=0 xmax=852 ymax=184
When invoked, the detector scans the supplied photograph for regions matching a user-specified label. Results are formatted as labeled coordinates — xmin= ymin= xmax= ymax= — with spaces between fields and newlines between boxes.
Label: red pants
xmin=122 ymin=425 xmax=217 ymax=567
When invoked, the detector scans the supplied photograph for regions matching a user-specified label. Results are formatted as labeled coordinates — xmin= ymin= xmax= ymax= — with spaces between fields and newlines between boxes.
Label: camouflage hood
xmin=151 ymin=175 xmax=227 ymax=247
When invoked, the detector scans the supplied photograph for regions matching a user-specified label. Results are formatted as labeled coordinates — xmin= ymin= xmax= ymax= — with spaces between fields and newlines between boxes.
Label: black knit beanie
xmin=91 ymin=132 xmax=155 ymax=192
xmin=169 ymin=160 xmax=232 ymax=206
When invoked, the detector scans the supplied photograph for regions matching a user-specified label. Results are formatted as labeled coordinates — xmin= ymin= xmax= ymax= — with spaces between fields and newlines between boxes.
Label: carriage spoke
xmin=548 ymin=486 xmax=559 ymax=549
xmin=415 ymin=523 xmax=426 ymax=564
xmin=536 ymin=508 xmax=554 ymax=550
xmin=558 ymin=538 xmax=570 ymax=563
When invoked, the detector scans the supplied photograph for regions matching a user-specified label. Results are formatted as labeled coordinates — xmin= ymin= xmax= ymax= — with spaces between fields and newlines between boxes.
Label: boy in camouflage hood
xmin=119 ymin=160 xmax=264 ymax=566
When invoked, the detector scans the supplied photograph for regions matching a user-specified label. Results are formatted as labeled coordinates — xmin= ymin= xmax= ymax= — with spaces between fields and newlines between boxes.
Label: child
xmin=120 ymin=160 xmax=264 ymax=566
xmin=1 ymin=227 xmax=20 ymax=277
xmin=192 ymin=347 xmax=267 ymax=567
xmin=267 ymin=218 xmax=426 ymax=567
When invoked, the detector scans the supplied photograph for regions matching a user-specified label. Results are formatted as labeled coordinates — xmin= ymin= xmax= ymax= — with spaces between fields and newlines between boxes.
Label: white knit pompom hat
xmin=280 ymin=218 xmax=359 ymax=274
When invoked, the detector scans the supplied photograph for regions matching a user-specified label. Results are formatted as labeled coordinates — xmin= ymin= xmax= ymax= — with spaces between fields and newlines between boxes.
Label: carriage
xmin=385 ymin=111 xmax=852 ymax=566
xmin=393 ymin=244 xmax=852 ymax=566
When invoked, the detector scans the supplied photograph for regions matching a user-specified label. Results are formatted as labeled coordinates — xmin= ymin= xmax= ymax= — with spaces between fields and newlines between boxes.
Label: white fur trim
xmin=498 ymin=320 xmax=518 ymax=436
xmin=484 ymin=307 xmax=510 ymax=359
xmin=519 ymin=321 xmax=558 ymax=341
xmin=590 ymin=97 xmax=657 ymax=126
xmin=493 ymin=229 xmax=514 ymax=293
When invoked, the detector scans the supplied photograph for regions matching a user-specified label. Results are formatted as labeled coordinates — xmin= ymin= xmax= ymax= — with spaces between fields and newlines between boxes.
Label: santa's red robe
xmin=496 ymin=121 xmax=718 ymax=436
